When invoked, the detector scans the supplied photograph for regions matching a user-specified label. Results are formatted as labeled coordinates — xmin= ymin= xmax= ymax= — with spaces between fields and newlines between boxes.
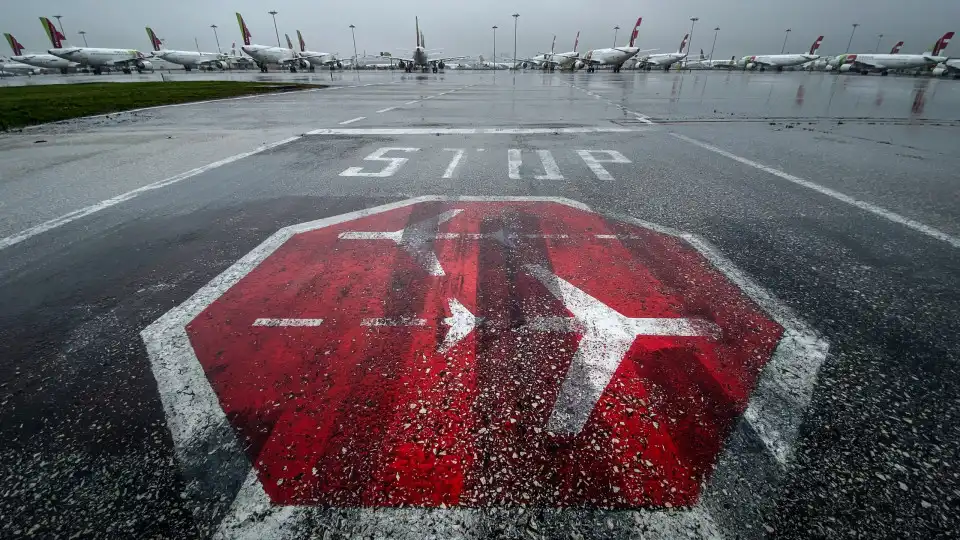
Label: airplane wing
xmin=436 ymin=56 xmax=468 ymax=63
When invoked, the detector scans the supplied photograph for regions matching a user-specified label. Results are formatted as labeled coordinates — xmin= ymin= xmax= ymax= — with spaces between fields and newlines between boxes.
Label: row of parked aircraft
xmin=2 ymin=13 xmax=958 ymax=79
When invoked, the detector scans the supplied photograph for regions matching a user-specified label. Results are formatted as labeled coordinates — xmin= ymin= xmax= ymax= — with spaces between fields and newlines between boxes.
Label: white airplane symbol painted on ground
xmin=254 ymin=268 xmax=718 ymax=436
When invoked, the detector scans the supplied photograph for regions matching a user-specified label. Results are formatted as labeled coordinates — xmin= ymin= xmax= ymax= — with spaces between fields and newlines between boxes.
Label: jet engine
xmin=838 ymin=63 xmax=854 ymax=72
xmin=745 ymin=62 xmax=756 ymax=70
xmin=136 ymin=60 xmax=154 ymax=72
xmin=932 ymin=66 xmax=947 ymax=76
xmin=336 ymin=61 xmax=343 ymax=69
xmin=574 ymin=60 xmax=584 ymax=70
xmin=299 ymin=58 xmax=311 ymax=70
xmin=438 ymin=61 xmax=445 ymax=69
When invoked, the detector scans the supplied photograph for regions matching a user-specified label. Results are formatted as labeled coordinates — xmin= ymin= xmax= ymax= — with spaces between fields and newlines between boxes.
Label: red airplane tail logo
xmin=628 ymin=17 xmax=642 ymax=47
xmin=809 ymin=36 xmax=824 ymax=55
xmin=679 ymin=33 xmax=689 ymax=54
xmin=5 ymin=33 xmax=25 ymax=56
xmin=934 ymin=31 xmax=954 ymax=55
xmin=236 ymin=13 xmax=252 ymax=46
xmin=890 ymin=41 xmax=904 ymax=54
xmin=574 ymin=31 xmax=580 ymax=52
xmin=41 ymin=17 xmax=64 ymax=48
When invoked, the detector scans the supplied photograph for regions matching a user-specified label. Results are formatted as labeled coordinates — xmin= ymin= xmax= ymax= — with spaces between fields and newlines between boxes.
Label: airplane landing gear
xmin=122 ymin=67 xmax=132 ymax=74
xmin=290 ymin=65 xmax=298 ymax=73
xmin=776 ymin=66 xmax=784 ymax=72
xmin=93 ymin=66 xmax=103 ymax=75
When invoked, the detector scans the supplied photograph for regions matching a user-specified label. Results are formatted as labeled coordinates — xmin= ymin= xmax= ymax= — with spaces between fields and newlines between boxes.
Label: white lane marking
xmin=523 ymin=264 xmax=718 ymax=434
xmin=535 ymin=150 xmax=564 ymax=180
xmin=442 ymin=148 xmax=466 ymax=178
xmin=306 ymin=127 xmax=652 ymax=135
xmin=0 ymin=136 xmax=301 ymax=251
xmin=404 ymin=100 xmax=420 ymax=105
xmin=508 ymin=149 xmax=522 ymax=180
xmin=339 ymin=147 xmax=419 ymax=177
xmin=338 ymin=209 xmax=463 ymax=276
xmin=361 ymin=317 xmax=427 ymax=327
xmin=576 ymin=150 xmax=632 ymax=181
xmin=376 ymin=106 xmax=399 ymax=113
xmin=671 ymin=133 xmax=960 ymax=249
xmin=253 ymin=318 xmax=324 ymax=327
xmin=338 ymin=116 xmax=366 ymax=125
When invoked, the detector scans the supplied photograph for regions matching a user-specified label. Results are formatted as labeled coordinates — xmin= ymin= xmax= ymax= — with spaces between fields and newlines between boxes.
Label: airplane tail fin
xmin=4 ymin=33 xmax=25 ymax=56
xmin=678 ymin=33 xmax=689 ymax=54
xmin=145 ymin=27 xmax=163 ymax=52
xmin=809 ymin=35 xmax=824 ymax=55
xmin=551 ymin=35 xmax=556 ymax=54
xmin=285 ymin=33 xmax=293 ymax=50
xmin=39 ymin=16 xmax=65 ymax=48
xmin=236 ymin=13 xmax=252 ymax=46
xmin=574 ymin=31 xmax=580 ymax=53
xmin=628 ymin=17 xmax=642 ymax=47
xmin=890 ymin=41 xmax=904 ymax=54
xmin=932 ymin=31 xmax=954 ymax=55
xmin=416 ymin=17 xmax=421 ymax=47
xmin=297 ymin=30 xmax=306 ymax=52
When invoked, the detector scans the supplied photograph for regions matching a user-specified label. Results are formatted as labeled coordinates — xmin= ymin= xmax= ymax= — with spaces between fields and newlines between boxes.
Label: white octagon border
xmin=141 ymin=196 xmax=828 ymax=540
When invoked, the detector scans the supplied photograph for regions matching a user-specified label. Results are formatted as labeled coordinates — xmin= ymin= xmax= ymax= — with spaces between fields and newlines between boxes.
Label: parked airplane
xmin=392 ymin=17 xmax=465 ymax=73
xmin=738 ymin=35 xmax=823 ymax=71
xmin=932 ymin=58 xmax=960 ymax=78
xmin=236 ymin=12 xmax=314 ymax=73
xmin=145 ymin=27 xmax=226 ymax=71
xmin=834 ymin=31 xmax=953 ymax=75
xmin=635 ymin=33 xmax=689 ymax=71
xmin=295 ymin=30 xmax=342 ymax=71
xmin=5 ymin=32 xmax=78 ymax=73
xmin=823 ymin=41 xmax=903 ymax=71
xmin=41 ymin=17 xmax=152 ymax=74
xmin=1 ymin=57 xmax=40 ymax=75
xmin=582 ymin=17 xmax=652 ymax=72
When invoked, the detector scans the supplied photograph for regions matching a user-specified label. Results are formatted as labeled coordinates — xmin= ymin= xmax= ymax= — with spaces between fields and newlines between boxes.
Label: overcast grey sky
xmin=6 ymin=1 xmax=960 ymax=59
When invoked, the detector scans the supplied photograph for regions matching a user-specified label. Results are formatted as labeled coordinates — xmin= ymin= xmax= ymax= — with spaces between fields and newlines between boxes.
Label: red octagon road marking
xmin=142 ymin=197 xmax=827 ymax=537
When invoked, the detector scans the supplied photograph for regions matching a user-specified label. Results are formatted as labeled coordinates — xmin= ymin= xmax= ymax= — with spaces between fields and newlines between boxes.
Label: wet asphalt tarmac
xmin=1 ymin=71 xmax=958 ymax=539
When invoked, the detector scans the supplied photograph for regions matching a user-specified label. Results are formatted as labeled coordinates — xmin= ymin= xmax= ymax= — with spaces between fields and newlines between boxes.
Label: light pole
xmin=613 ymin=25 xmax=620 ymax=48
xmin=492 ymin=26 xmax=498 ymax=69
xmin=512 ymin=13 xmax=519 ymax=70
xmin=78 ymin=30 xmax=88 ymax=47
xmin=874 ymin=33 xmax=884 ymax=53
xmin=53 ymin=15 xmax=65 ymax=36
xmin=211 ymin=25 xmax=221 ymax=54
xmin=688 ymin=17 xmax=699 ymax=63
xmin=709 ymin=27 xmax=720 ymax=63
xmin=846 ymin=23 xmax=859 ymax=52
xmin=268 ymin=11 xmax=281 ymax=48
xmin=349 ymin=25 xmax=358 ymax=71
xmin=780 ymin=28 xmax=792 ymax=54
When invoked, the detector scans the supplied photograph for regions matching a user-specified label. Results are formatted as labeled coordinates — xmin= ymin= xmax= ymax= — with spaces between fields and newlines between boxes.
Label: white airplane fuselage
xmin=154 ymin=50 xmax=225 ymax=69
xmin=837 ymin=53 xmax=944 ymax=72
xmin=585 ymin=47 xmax=642 ymax=67
xmin=638 ymin=51 xmax=686 ymax=69
xmin=740 ymin=53 xmax=820 ymax=69
xmin=11 ymin=53 xmax=77 ymax=70
xmin=241 ymin=44 xmax=298 ymax=66
xmin=48 ymin=47 xmax=145 ymax=68
xmin=1 ymin=60 xmax=39 ymax=75
xmin=301 ymin=50 xmax=338 ymax=67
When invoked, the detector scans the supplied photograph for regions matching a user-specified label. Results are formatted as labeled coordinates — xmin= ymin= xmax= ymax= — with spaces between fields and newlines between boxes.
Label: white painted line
xmin=308 ymin=127 xmax=651 ymax=136
xmin=338 ymin=116 xmax=366 ymax=125
xmin=442 ymin=148 xmax=466 ymax=178
xmin=0 ymin=136 xmax=301 ymax=251
xmin=376 ymin=106 xmax=399 ymax=113
xmin=535 ymin=150 xmax=564 ymax=181
xmin=576 ymin=150 xmax=632 ymax=181
xmin=361 ymin=317 xmax=428 ymax=327
xmin=671 ymin=133 xmax=960 ymax=249
xmin=508 ymin=149 xmax=522 ymax=180
xmin=404 ymin=100 xmax=420 ymax=105
xmin=253 ymin=318 xmax=324 ymax=327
